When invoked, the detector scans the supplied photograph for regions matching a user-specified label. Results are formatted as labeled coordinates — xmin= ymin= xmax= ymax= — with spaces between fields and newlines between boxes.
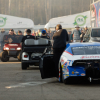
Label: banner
xmin=91 ymin=0 xmax=100 ymax=28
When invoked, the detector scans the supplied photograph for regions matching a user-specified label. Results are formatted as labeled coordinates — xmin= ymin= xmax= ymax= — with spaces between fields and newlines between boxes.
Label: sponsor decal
xmin=71 ymin=75 xmax=77 ymax=76
xmin=8 ymin=38 xmax=13 ymax=43
xmin=61 ymin=59 xmax=64 ymax=63
xmin=64 ymin=51 xmax=73 ymax=55
xmin=0 ymin=17 xmax=7 ymax=27
xmin=74 ymin=71 xmax=79 ymax=74
xmin=72 ymin=71 xmax=74 ymax=74
xmin=66 ymin=72 xmax=69 ymax=74
xmin=81 ymin=56 xmax=100 ymax=59
xmin=73 ymin=15 xmax=87 ymax=26
xmin=81 ymin=73 xmax=85 ymax=76
xmin=67 ymin=61 xmax=69 ymax=66
xmin=64 ymin=75 xmax=66 ymax=79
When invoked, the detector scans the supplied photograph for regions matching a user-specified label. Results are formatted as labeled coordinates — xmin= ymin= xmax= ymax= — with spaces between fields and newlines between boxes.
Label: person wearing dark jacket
xmin=41 ymin=30 xmax=50 ymax=39
xmin=53 ymin=24 xmax=69 ymax=78
xmin=21 ymin=29 xmax=35 ymax=50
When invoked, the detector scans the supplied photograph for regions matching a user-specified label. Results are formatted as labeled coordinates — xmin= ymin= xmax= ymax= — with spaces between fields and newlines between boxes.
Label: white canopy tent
xmin=0 ymin=14 xmax=34 ymax=32
xmin=45 ymin=11 xmax=90 ymax=29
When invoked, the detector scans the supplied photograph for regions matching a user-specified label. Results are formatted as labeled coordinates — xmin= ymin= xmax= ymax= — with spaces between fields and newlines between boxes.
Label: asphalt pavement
xmin=0 ymin=58 xmax=100 ymax=100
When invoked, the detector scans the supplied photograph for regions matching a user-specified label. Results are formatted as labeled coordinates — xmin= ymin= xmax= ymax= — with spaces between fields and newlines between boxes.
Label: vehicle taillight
xmin=24 ymin=55 xmax=28 ymax=58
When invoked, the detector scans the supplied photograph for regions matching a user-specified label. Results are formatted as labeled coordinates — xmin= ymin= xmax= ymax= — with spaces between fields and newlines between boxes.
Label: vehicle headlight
xmin=4 ymin=47 xmax=9 ymax=50
xmin=17 ymin=47 xmax=21 ymax=50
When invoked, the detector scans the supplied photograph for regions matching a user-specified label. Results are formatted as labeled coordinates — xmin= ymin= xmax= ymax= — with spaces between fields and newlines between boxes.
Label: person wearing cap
xmin=9 ymin=29 xmax=15 ymax=35
xmin=53 ymin=24 xmax=69 ymax=78
xmin=21 ymin=29 xmax=35 ymax=50
xmin=41 ymin=30 xmax=50 ymax=39
xmin=71 ymin=25 xmax=82 ymax=42
xmin=0 ymin=28 xmax=8 ymax=51
xmin=83 ymin=25 xmax=91 ymax=42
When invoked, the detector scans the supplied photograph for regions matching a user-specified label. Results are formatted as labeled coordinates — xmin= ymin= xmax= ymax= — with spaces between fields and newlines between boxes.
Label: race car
xmin=39 ymin=42 xmax=100 ymax=84
xmin=0 ymin=35 xmax=23 ymax=62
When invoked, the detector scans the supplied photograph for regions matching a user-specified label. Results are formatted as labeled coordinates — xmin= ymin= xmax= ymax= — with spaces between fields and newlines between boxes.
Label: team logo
xmin=73 ymin=15 xmax=87 ymax=26
xmin=0 ymin=17 xmax=7 ymax=27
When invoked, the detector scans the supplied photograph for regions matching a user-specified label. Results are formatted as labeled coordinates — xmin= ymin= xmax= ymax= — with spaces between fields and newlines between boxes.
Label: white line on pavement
xmin=5 ymin=82 xmax=47 ymax=89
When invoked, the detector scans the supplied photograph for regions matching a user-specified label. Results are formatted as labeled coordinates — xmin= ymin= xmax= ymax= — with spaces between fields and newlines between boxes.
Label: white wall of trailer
xmin=0 ymin=14 xmax=34 ymax=30
xmin=45 ymin=11 xmax=90 ymax=29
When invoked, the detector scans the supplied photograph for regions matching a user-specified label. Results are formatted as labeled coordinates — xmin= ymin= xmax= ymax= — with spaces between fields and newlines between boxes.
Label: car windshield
xmin=91 ymin=29 xmax=100 ymax=37
xmin=72 ymin=46 xmax=100 ymax=55
xmin=3 ymin=35 xmax=23 ymax=43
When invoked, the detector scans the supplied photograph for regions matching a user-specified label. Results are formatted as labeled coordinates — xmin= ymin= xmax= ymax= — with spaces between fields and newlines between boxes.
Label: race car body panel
xmin=59 ymin=42 xmax=100 ymax=82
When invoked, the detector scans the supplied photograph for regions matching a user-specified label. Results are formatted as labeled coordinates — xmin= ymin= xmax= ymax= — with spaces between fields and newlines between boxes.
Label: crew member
xmin=53 ymin=24 xmax=69 ymax=78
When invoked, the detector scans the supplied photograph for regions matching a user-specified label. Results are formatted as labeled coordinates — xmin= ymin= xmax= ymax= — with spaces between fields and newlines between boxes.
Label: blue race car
xmin=39 ymin=42 xmax=100 ymax=84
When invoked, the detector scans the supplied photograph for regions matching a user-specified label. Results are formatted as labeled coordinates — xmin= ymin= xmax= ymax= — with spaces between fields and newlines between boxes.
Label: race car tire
xmin=59 ymin=65 xmax=63 ymax=82
xmin=62 ymin=68 xmax=64 ymax=83
xmin=1 ymin=51 xmax=9 ymax=62
xmin=60 ymin=64 xmax=65 ymax=83
xmin=60 ymin=64 xmax=71 ymax=84
xmin=21 ymin=62 xmax=28 ymax=70
xmin=17 ymin=51 xmax=21 ymax=61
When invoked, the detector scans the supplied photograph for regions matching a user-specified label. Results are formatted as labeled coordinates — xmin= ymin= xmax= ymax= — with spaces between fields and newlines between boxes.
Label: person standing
xmin=0 ymin=28 xmax=8 ymax=51
xmin=38 ymin=29 xmax=42 ymax=36
xmin=80 ymin=29 xmax=85 ymax=42
xmin=71 ymin=25 xmax=82 ymax=42
xmin=68 ymin=31 xmax=72 ymax=43
xmin=83 ymin=26 xmax=90 ymax=42
xmin=53 ymin=24 xmax=69 ymax=78
xmin=32 ymin=30 xmax=36 ymax=36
